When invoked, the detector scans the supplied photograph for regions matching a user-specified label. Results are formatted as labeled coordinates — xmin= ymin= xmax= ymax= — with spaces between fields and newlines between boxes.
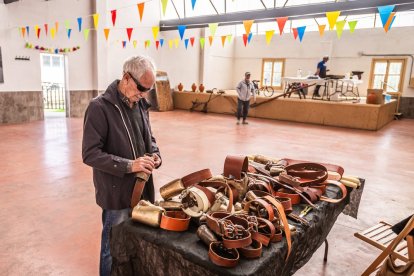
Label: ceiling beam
xmin=160 ymin=0 xmax=414 ymax=31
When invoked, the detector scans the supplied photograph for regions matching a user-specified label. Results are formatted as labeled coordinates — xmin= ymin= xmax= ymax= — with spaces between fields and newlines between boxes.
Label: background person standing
xmin=236 ymin=72 xmax=256 ymax=124
xmin=313 ymin=56 xmax=329 ymax=98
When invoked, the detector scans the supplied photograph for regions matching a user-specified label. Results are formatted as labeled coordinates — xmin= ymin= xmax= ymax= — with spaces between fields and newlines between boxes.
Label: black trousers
xmin=314 ymin=85 xmax=322 ymax=96
xmin=237 ymin=99 xmax=250 ymax=121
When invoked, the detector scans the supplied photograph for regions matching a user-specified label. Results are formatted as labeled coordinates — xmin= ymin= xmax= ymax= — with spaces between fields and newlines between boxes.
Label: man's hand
xmin=131 ymin=156 xmax=155 ymax=174
xmin=152 ymin=153 xmax=161 ymax=168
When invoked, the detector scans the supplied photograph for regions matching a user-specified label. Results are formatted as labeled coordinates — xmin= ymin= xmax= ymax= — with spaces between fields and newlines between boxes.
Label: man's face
xmin=125 ymin=70 xmax=155 ymax=102
xmin=245 ymin=74 xmax=251 ymax=81
xmin=323 ymin=57 xmax=329 ymax=63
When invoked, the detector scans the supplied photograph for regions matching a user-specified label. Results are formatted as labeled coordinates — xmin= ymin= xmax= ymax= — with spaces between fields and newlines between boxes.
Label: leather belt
xmin=160 ymin=211 xmax=190 ymax=232
xmin=275 ymin=189 xmax=301 ymax=205
xmin=283 ymin=158 xmax=344 ymax=180
xmin=130 ymin=172 xmax=150 ymax=208
xmin=223 ymin=155 xmax=248 ymax=180
xmin=208 ymin=241 xmax=239 ymax=268
xmin=238 ymin=240 xmax=262 ymax=259
xmin=181 ymin=169 xmax=213 ymax=187
xmin=243 ymin=198 xmax=275 ymax=222
xmin=279 ymin=163 xmax=328 ymax=187
xmin=246 ymin=190 xmax=293 ymax=214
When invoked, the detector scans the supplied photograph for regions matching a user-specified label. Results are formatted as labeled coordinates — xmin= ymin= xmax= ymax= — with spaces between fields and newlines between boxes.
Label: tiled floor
xmin=1 ymin=110 xmax=413 ymax=275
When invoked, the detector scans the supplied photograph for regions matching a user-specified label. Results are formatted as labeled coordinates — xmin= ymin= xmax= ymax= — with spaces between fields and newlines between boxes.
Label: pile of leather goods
xmin=131 ymin=154 xmax=361 ymax=268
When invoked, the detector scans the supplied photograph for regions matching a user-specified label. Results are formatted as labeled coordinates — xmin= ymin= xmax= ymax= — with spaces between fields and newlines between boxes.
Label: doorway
xmin=40 ymin=53 xmax=68 ymax=118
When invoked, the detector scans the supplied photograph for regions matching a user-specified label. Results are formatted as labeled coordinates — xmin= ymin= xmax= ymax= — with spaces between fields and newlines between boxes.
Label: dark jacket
xmin=82 ymin=80 xmax=161 ymax=210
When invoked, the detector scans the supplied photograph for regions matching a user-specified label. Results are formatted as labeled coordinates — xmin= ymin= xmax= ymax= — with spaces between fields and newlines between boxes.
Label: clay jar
xmin=366 ymin=91 xmax=378 ymax=104
xmin=199 ymin=84 xmax=205 ymax=93
xmin=178 ymin=83 xmax=183 ymax=92
xmin=191 ymin=83 xmax=197 ymax=92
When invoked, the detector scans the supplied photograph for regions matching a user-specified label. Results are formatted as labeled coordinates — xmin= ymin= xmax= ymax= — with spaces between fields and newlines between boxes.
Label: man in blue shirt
xmin=313 ymin=56 xmax=329 ymax=98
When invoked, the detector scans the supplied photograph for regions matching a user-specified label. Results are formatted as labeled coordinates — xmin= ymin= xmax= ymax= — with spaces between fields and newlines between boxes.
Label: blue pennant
xmin=184 ymin=38 xmax=189 ymax=49
xmin=378 ymin=5 xmax=395 ymax=27
xmin=297 ymin=26 xmax=306 ymax=42
xmin=178 ymin=25 xmax=186 ymax=40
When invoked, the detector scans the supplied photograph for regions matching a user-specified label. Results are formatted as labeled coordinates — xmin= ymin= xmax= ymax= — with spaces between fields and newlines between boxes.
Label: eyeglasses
xmin=127 ymin=72 xmax=152 ymax=92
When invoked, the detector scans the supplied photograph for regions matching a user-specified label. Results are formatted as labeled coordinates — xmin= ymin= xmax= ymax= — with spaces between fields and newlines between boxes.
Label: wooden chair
xmin=355 ymin=215 xmax=414 ymax=275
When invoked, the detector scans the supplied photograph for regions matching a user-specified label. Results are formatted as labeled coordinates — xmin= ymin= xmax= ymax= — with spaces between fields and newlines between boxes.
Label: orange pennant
xmin=104 ymin=28 xmax=110 ymax=41
xmin=21 ymin=27 xmax=26 ymax=37
xmin=221 ymin=35 xmax=226 ymax=47
xmin=44 ymin=24 xmax=48 ymax=36
xmin=208 ymin=36 xmax=214 ymax=46
xmin=137 ymin=3 xmax=145 ymax=22
xmin=318 ymin=25 xmax=326 ymax=36
xmin=276 ymin=17 xmax=288 ymax=35
xmin=384 ymin=12 xmax=396 ymax=32
xmin=243 ymin=20 xmax=254 ymax=35
xmin=55 ymin=22 xmax=59 ymax=34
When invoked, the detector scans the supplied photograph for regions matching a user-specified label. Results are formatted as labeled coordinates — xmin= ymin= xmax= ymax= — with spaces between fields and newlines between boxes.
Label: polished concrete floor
xmin=1 ymin=110 xmax=413 ymax=275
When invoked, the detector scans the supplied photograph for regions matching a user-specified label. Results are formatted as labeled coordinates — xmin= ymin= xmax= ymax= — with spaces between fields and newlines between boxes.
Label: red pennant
xmin=137 ymin=3 xmax=145 ymax=22
xmin=276 ymin=17 xmax=288 ymax=35
xmin=44 ymin=24 xmax=48 ymax=36
xmin=292 ymin=28 xmax=298 ymax=40
xmin=126 ymin=28 xmax=133 ymax=41
xmin=111 ymin=10 xmax=117 ymax=26
xmin=190 ymin=37 xmax=195 ymax=46
xmin=242 ymin=34 xmax=248 ymax=46
xmin=156 ymin=40 xmax=160 ymax=50
xmin=36 ymin=28 xmax=41 ymax=39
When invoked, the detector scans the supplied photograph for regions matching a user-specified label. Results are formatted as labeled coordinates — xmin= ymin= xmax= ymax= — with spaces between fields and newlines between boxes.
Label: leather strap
xmin=275 ymin=189 xmax=301 ymax=205
xmin=199 ymin=181 xmax=234 ymax=213
xmin=223 ymin=155 xmax=248 ymax=180
xmin=209 ymin=242 xmax=239 ymax=268
xmin=251 ymin=217 xmax=276 ymax=247
xmin=160 ymin=211 xmax=190 ymax=232
xmin=243 ymin=198 xmax=275 ymax=222
xmin=130 ymin=178 xmax=146 ymax=208
xmin=280 ymin=163 xmax=328 ymax=187
xmin=238 ymin=240 xmax=262 ymax=259
xmin=246 ymin=190 xmax=293 ymax=214
xmin=283 ymin=158 xmax=344 ymax=180
xmin=319 ymin=180 xmax=348 ymax=203
xmin=181 ymin=169 xmax=212 ymax=188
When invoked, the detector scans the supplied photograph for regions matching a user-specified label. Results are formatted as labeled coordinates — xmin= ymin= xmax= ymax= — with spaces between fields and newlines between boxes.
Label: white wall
xmin=0 ymin=0 xmax=94 ymax=92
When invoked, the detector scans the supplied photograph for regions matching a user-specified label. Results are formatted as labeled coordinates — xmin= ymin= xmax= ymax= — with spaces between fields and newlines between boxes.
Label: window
xmin=52 ymin=56 xmax=61 ymax=67
xmin=369 ymin=59 xmax=406 ymax=93
xmin=43 ymin=55 xmax=51 ymax=67
xmin=261 ymin=58 xmax=285 ymax=88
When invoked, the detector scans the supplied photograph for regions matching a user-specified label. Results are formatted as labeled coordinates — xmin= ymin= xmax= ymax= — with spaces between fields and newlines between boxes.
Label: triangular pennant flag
xmin=161 ymin=0 xmax=168 ymax=16
xmin=51 ymin=28 xmax=56 ymax=39
xmin=384 ymin=12 xmax=396 ymax=32
xmin=174 ymin=38 xmax=179 ymax=48
xmin=44 ymin=24 xmax=48 ymax=36
xmin=348 ymin=21 xmax=357 ymax=34
xmin=292 ymin=28 xmax=298 ymax=40
xmin=93 ymin=14 xmax=99 ymax=29
xmin=133 ymin=40 xmax=137 ymax=48
xmin=276 ymin=17 xmax=288 ymax=35
xmin=242 ymin=34 xmax=248 ymax=46
xmin=156 ymin=40 xmax=160 ymax=50
xmin=184 ymin=38 xmax=189 ymax=49
xmin=77 ymin=17 xmax=82 ymax=32
xmin=55 ymin=22 xmax=58 ymax=34
xmin=297 ymin=26 xmax=306 ymax=42
xmin=144 ymin=41 xmax=148 ymax=48
xmin=265 ymin=30 xmax=274 ymax=45
xmin=34 ymin=24 xmax=39 ymax=33
xmin=221 ymin=36 xmax=226 ymax=47
xmin=178 ymin=25 xmax=186 ymax=40
xmin=208 ymin=23 xmax=218 ymax=36
xmin=378 ymin=5 xmax=395 ymax=27
xmin=137 ymin=3 xmax=145 ymax=22
xmin=147 ymin=40 xmax=151 ymax=48
xmin=326 ymin=11 xmax=341 ymax=30
xmin=104 ymin=28 xmax=110 ymax=41
xmin=122 ymin=41 xmax=127 ymax=48
xmin=243 ymin=20 xmax=254 ymax=35
xmin=247 ymin=32 xmax=253 ymax=43
xmin=21 ymin=27 xmax=26 ymax=38
xmin=126 ymin=28 xmax=133 ymax=41
xmin=168 ymin=39 xmax=173 ymax=49
xmin=227 ymin=34 xmax=232 ymax=43
xmin=191 ymin=0 xmax=197 ymax=10
xmin=64 ymin=20 xmax=70 ymax=30
xmin=335 ymin=20 xmax=346 ymax=38
xmin=26 ymin=26 xmax=30 ymax=37
xmin=200 ymin=37 xmax=205 ymax=49
xmin=318 ymin=24 xmax=326 ymax=36
xmin=190 ymin=37 xmax=195 ymax=46
xmin=160 ymin=38 xmax=164 ymax=47
xmin=152 ymin=26 xmax=159 ymax=40
xmin=208 ymin=36 xmax=214 ymax=46
xmin=83 ymin=28 xmax=89 ymax=41
xmin=67 ymin=28 xmax=72 ymax=39
xmin=111 ymin=10 xmax=117 ymax=26
xmin=37 ymin=28 xmax=41 ymax=39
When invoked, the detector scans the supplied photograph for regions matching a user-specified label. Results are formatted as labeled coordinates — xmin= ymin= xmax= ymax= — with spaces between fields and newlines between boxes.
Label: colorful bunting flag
xmin=36 ymin=28 xmax=41 ymax=39
xmin=336 ymin=20 xmax=346 ymax=38
xmin=178 ymin=25 xmax=186 ymax=40
xmin=384 ymin=12 xmax=396 ymax=32
xmin=208 ymin=23 xmax=218 ymax=36
xmin=93 ymin=14 xmax=99 ymax=29
xmin=174 ymin=38 xmax=179 ymax=48
xmin=247 ymin=32 xmax=253 ymax=43
xmin=191 ymin=0 xmax=197 ymax=10
xmin=160 ymin=38 xmax=164 ymax=47
xmin=77 ymin=17 xmax=82 ymax=32
xmin=137 ymin=3 xmax=145 ymax=22
xmin=378 ymin=5 xmax=395 ymax=27
xmin=152 ymin=26 xmax=159 ymax=40
xmin=297 ymin=26 xmax=306 ymax=42
xmin=21 ymin=27 xmax=26 ymax=38
xmin=161 ymin=0 xmax=168 ymax=16
xmin=83 ymin=29 xmax=89 ymax=41
xmin=242 ymin=34 xmax=248 ymax=47
xmin=26 ymin=26 xmax=30 ymax=37
xmin=348 ymin=21 xmax=357 ymax=34
xmin=221 ymin=36 xmax=226 ymax=47
xmin=227 ymin=34 xmax=232 ymax=43
xmin=104 ymin=28 xmax=110 ymax=41
xmin=122 ymin=41 xmax=126 ymax=48
xmin=318 ymin=24 xmax=326 ymax=37
xmin=133 ymin=40 xmax=137 ymax=48
xmin=326 ymin=11 xmax=341 ymax=30
xmin=55 ymin=22 xmax=58 ymax=34
xmin=168 ymin=39 xmax=173 ymax=49
xmin=200 ymin=37 xmax=205 ymax=49
xmin=243 ymin=20 xmax=254 ymax=35
xmin=51 ymin=28 xmax=56 ymax=39
xmin=111 ymin=10 xmax=117 ymax=26
xmin=64 ymin=20 xmax=70 ymax=30
xmin=44 ymin=24 xmax=48 ymax=36
xmin=184 ymin=38 xmax=189 ymax=49
xmin=190 ymin=37 xmax=195 ymax=46
xmin=126 ymin=28 xmax=133 ymax=41
xmin=67 ymin=28 xmax=72 ymax=39
xmin=265 ymin=30 xmax=274 ymax=45
xmin=292 ymin=28 xmax=298 ymax=40
xmin=146 ymin=40 xmax=151 ymax=48
xmin=276 ymin=17 xmax=288 ymax=35
xmin=208 ymin=36 xmax=214 ymax=46
xmin=156 ymin=40 xmax=160 ymax=50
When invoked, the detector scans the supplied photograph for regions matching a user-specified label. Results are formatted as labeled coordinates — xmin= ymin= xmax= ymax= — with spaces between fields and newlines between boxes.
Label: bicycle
xmin=252 ymin=80 xmax=274 ymax=97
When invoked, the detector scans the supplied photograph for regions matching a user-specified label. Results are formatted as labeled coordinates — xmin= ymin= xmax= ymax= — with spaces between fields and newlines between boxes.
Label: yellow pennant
xmin=34 ymin=24 xmax=39 ymax=32
xmin=318 ymin=24 xmax=326 ymax=36
xmin=51 ymin=27 xmax=56 ymax=39
xmin=168 ymin=39 xmax=173 ymax=49
xmin=174 ymin=38 xmax=179 ymax=48
xmin=93 ymin=14 xmax=99 ymax=29
xmin=152 ymin=26 xmax=159 ymax=40
xmin=265 ymin=30 xmax=274 ymax=45
xmin=243 ymin=20 xmax=254 ymax=35
xmin=133 ymin=40 xmax=137 ymax=48
xmin=326 ymin=11 xmax=341 ymax=30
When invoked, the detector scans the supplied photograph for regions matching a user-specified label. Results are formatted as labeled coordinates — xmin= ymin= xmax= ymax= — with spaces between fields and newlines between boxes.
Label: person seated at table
xmin=313 ymin=56 xmax=329 ymax=98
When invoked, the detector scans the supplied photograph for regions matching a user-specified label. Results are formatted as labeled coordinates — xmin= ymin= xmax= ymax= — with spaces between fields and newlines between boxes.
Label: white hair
xmin=123 ymin=55 xmax=156 ymax=79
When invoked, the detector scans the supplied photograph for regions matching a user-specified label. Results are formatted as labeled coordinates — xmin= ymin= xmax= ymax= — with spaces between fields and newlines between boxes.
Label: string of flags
xmin=18 ymin=2 xmax=398 ymax=51
xmin=25 ymin=42 xmax=80 ymax=54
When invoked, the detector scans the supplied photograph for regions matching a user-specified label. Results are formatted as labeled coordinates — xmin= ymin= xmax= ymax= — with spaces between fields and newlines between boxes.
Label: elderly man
xmin=236 ymin=72 xmax=256 ymax=125
xmin=82 ymin=56 xmax=161 ymax=276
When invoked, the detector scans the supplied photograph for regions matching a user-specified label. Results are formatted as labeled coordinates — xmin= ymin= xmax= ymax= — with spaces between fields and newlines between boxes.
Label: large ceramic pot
xmin=191 ymin=83 xmax=197 ymax=92
xmin=199 ymin=84 xmax=205 ymax=93
xmin=366 ymin=91 xmax=378 ymax=104
xmin=178 ymin=83 xmax=183 ymax=92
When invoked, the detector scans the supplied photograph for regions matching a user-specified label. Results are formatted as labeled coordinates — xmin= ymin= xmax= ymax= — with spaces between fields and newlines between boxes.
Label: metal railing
xmin=42 ymin=82 xmax=65 ymax=110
